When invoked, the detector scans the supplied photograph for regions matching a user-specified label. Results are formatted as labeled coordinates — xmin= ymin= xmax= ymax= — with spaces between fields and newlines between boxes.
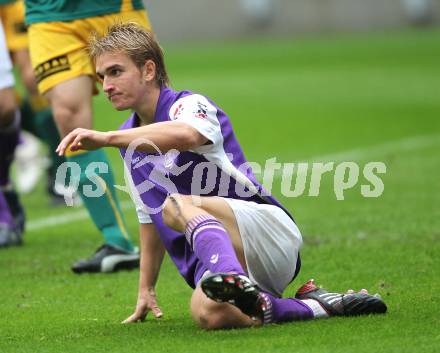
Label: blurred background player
xmin=24 ymin=0 xmax=152 ymax=273
xmin=0 ymin=0 xmax=67 ymax=203
xmin=0 ymin=16 xmax=24 ymax=247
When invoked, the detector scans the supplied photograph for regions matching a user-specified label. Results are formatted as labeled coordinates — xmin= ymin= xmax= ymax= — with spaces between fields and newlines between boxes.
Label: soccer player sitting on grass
xmin=57 ymin=23 xmax=387 ymax=329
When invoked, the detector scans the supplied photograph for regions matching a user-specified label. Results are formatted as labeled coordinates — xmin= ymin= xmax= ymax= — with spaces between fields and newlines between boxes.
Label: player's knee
xmin=47 ymin=90 xmax=91 ymax=136
xmin=50 ymin=101 xmax=82 ymax=136
xmin=0 ymin=109 xmax=16 ymax=129
xmin=162 ymin=193 xmax=185 ymax=228
xmin=0 ymin=89 xmax=17 ymax=128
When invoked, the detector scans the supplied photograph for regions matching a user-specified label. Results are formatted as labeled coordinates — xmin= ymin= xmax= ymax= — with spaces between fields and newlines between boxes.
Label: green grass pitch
xmin=1 ymin=28 xmax=439 ymax=352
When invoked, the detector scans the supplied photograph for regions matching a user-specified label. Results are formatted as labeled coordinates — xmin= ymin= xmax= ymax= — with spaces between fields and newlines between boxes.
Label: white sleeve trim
xmin=123 ymin=164 xmax=153 ymax=224
xmin=135 ymin=205 xmax=153 ymax=224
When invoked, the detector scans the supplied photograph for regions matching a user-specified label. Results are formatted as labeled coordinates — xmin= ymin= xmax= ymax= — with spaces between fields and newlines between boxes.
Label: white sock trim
xmin=300 ymin=299 xmax=329 ymax=318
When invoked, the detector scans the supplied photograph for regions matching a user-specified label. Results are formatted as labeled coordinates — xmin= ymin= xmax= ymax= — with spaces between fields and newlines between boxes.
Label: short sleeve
xmin=168 ymin=94 xmax=223 ymax=150
xmin=135 ymin=205 xmax=153 ymax=224
xmin=123 ymin=164 xmax=153 ymax=224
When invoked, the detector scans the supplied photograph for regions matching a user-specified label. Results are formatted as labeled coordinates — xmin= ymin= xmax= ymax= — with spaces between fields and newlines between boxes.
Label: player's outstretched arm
xmin=56 ymin=122 xmax=208 ymax=156
xmin=122 ymin=223 xmax=166 ymax=324
xmin=56 ymin=127 xmax=111 ymax=155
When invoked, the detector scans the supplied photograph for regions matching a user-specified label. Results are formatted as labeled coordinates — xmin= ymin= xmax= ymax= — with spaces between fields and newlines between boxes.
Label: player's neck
xmin=136 ymin=85 xmax=161 ymax=126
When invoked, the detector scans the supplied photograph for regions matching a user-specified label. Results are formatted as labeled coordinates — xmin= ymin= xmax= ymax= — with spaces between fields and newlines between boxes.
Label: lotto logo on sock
xmin=210 ymin=254 xmax=219 ymax=264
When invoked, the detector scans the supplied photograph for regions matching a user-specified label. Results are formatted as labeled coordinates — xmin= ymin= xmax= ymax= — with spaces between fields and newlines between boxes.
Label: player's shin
xmin=259 ymin=292 xmax=314 ymax=324
xmin=0 ymin=191 xmax=14 ymax=226
xmin=185 ymin=214 xmax=245 ymax=275
xmin=66 ymin=149 xmax=134 ymax=251
xmin=22 ymin=97 xmax=66 ymax=179
xmin=0 ymin=110 xmax=20 ymax=187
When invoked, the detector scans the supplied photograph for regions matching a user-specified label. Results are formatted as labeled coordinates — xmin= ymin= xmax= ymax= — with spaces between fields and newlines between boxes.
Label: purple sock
xmin=185 ymin=214 xmax=245 ymax=275
xmin=0 ymin=112 xmax=20 ymax=186
xmin=260 ymin=292 xmax=314 ymax=324
xmin=0 ymin=191 xmax=13 ymax=226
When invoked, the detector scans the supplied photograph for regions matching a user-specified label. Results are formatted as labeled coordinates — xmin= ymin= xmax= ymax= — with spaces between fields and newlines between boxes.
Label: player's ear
xmin=143 ymin=60 xmax=156 ymax=83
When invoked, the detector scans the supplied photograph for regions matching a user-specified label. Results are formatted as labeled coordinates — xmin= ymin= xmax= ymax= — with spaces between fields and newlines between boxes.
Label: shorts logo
xmin=34 ymin=55 xmax=71 ymax=83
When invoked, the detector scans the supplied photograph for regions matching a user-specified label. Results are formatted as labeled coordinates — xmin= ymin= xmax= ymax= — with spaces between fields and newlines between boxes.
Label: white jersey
xmin=0 ymin=18 xmax=14 ymax=90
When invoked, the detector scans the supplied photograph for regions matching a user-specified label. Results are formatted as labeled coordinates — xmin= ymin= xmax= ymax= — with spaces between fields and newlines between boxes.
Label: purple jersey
xmin=119 ymin=87 xmax=295 ymax=288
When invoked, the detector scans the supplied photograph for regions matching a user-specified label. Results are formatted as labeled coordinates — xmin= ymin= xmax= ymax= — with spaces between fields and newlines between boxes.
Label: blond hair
xmin=89 ymin=22 xmax=170 ymax=87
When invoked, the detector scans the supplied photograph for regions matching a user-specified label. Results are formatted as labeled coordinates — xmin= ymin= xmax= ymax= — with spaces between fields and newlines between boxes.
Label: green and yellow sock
xmin=20 ymin=95 xmax=66 ymax=173
xmin=67 ymin=149 xmax=134 ymax=252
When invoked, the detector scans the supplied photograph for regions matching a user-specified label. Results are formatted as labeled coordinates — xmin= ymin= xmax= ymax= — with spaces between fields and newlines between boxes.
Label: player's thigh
xmin=178 ymin=195 xmax=246 ymax=268
xmin=45 ymin=75 xmax=94 ymax=136
xmin=185 ymin=196 xmax=239 ymax=233
xmin=12 ymin=49 xmax=39 ymax=94
xmin=225 ymin=199 xmax=302 ymax=297
xmin=190 ymin=285 xmax=258 ymax=329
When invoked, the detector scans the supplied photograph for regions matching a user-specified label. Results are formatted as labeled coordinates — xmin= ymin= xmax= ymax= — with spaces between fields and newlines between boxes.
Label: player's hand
xmin=56 ymin=128 xmax=111 ymax=156
xmin=122 ymin=289 xmax=163 ymax=324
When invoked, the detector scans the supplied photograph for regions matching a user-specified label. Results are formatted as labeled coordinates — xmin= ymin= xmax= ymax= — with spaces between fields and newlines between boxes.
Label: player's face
xmin=96 ymin=52 xmax=149 ymax=111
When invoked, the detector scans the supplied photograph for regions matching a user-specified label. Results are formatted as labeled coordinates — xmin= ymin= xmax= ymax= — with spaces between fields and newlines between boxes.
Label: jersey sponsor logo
xmin=193 ymin=101 xmax=208 ymax=119
xmin=172 ymin=103 xmax=184 ymax=120
xmin=34 ymin=55 xmax=71 ymax=83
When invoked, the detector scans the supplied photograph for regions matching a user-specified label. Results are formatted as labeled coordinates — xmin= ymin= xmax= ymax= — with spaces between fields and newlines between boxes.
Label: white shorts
xmin=0 ymin=19 xmax=14 ymax=90
xmin=224 ymin=198 xmax=302 ymax=297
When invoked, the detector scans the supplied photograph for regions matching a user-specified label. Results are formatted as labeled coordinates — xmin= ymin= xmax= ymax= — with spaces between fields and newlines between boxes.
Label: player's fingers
xmin=121 ymin=314 xmax=137 ymax=324
xmin=121 ymin=311 xmax=147 ymax=324
xmin=69 ymin=133 xmax=86 ymax=151
xmin=359 ymin=288 xmax=369 ymax=294
xmin=57 ymin=130 xmax=78 ymax=155
xmin=56 ymin=136 xmax=72 ymax=155
xmin=151 ymin=305 xmax=163 ymax=318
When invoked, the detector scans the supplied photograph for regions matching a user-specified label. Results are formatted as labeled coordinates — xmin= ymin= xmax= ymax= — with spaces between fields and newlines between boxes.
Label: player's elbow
xmin=178 ymin=124 xmax=207 ymax=150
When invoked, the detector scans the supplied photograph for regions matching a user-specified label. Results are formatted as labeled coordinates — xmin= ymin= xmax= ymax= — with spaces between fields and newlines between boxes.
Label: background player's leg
xmin=0 ymin=87 xmax=20 ymax=188
xmin=0 ymin=190 xmax=15 ymax=247
xmin=13 ymin=49 xmax=66 ymax=200
xmin=0 ymin=19 xmax=25 ymax=244
xmin=45 ymin=76 xmax=137 ymax=267
xmin=0 ymin=98 xmax=23 ymax=234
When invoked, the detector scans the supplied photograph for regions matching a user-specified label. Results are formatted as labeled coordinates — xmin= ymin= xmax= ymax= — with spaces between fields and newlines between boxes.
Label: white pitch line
xmin=26 ymin=133 xmax=440 ymax=232
xmin=294 ymin=133 xmax=440 ymax=163
xmin=270 ymin=133 xmax=440 ymax=179
xmin=27 ymin=200 xmax=135 ymax=232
